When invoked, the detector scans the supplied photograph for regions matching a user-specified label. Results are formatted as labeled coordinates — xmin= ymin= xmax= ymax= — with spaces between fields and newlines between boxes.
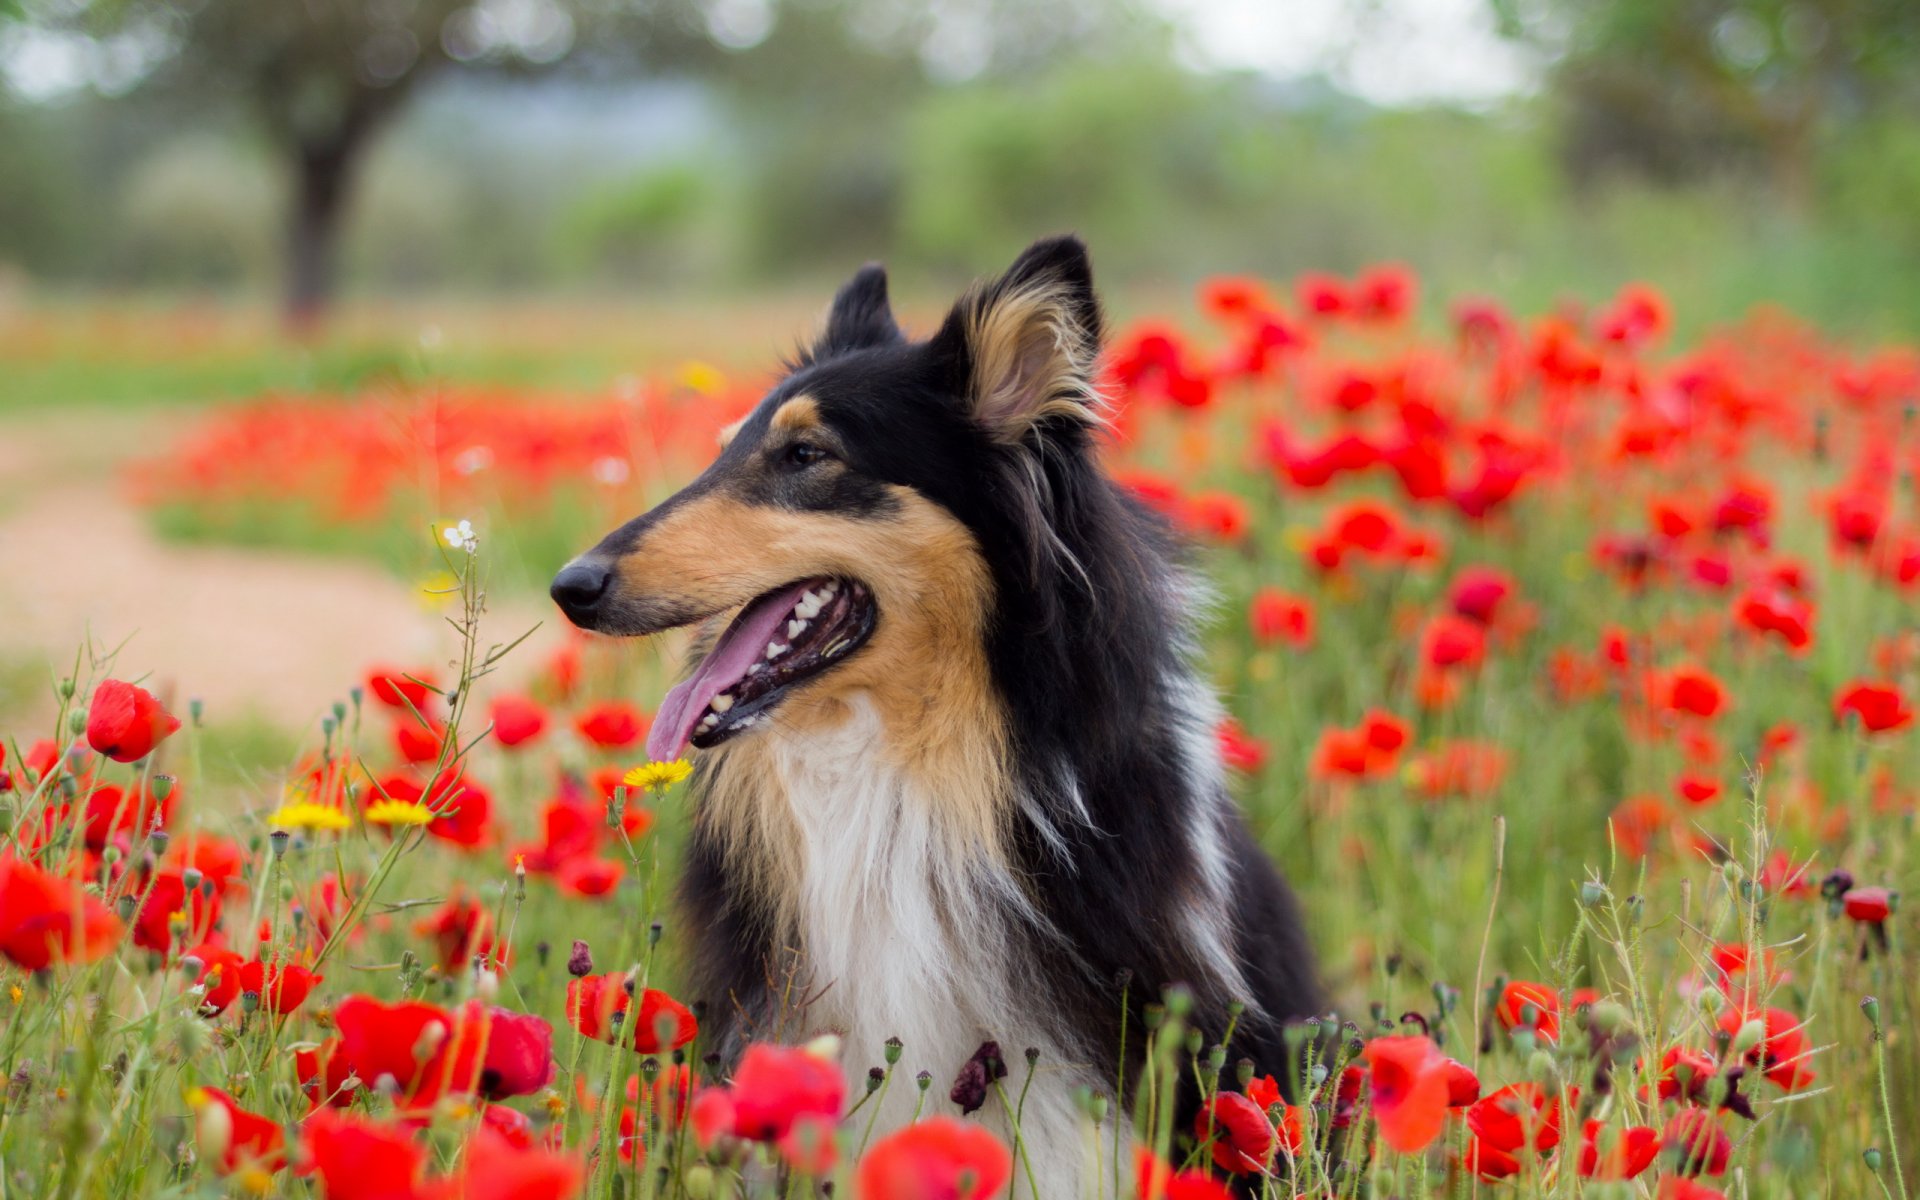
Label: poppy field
xmin=3 ymin=267 xmax=1918 ymax=1200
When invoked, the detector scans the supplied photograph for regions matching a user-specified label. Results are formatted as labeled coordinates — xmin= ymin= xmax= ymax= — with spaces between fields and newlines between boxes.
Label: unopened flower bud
xmin=1865 ymin=1147 xmax=1884 ymax=1172
xmin=182 ymin=867 xmax=203 ymax=890
xmin=865 ymin=1067 xmax=884 ymax=1095
xmin=1861 ymin=996 xmax=1881 ymax=1030
xmin=1731 ymin=1019 xmax=1766 ymax=1057
xmin=567 ymin=940 xmax=593 ymax=977
xmin=148 ymin=829 xmax=170 ymax=855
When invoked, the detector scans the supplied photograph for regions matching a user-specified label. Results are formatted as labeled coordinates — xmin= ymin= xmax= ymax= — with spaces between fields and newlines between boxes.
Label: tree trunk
xmin=285 ymin=136 xmax=361 ymax=333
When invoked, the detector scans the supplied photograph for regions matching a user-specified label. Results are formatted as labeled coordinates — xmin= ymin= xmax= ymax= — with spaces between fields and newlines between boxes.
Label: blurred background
xmin=3 ymin=0 xmax=1919 ymax=333
xmin=3 ymin=0 xmax=1920 ymax=743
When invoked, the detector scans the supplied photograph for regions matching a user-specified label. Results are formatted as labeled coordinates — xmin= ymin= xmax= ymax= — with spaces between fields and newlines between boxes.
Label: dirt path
xmin=0 ymin=410 xmax=550 ymax=732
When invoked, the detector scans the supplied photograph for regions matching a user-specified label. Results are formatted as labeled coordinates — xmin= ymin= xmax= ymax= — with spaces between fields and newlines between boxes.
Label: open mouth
xmin=646 ymin=577 xmax=877 ymax=759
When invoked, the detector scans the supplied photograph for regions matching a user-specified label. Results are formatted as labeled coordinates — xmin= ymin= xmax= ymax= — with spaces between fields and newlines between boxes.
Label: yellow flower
xmin=8 ymin=985 xmax=20 ymax=1005
xmin=623 ymin=759 xmax=693 ymax=793
xmin=365 ymin=799 xmax=435 ymax=827
xmin=266 ymin=801 xmax=351 ymax=832
xmin=676 ymin=360 xmax=728 ymax=396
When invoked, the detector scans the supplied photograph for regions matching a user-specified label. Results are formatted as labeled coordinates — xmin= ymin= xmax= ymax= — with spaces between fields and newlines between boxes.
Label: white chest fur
xmin=762 ymin=693 xmax=1102 ymax=1195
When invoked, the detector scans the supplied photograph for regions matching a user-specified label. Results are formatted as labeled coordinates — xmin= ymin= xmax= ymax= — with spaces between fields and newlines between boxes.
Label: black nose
xmin=551 ymin=559 xmax=611 ymax=623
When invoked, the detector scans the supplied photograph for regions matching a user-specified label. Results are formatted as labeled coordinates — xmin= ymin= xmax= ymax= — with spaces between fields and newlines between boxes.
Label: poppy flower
xmin=82 ymin=780 xmax=176 ymax=850
xmin=0 ymin=854 xmax=123 ymax=970
xmin=1661 ymin=1109 xmax=1730 ymax=1176
xmin=856 ymin=1116 xmax=1011 ymax=1200
xmin=1676 ymin=774 xmax=1721 ymax=807
xmin=133 ymin=868 xmax=222 ymax=955
xmin=189 ymin=1086 xmax=286 ymax=1174
xmin=394 ymin=719 xmax=446 ymax=766
xmin=1192 ymin=1090 xmax=1274 ymax=1172
xmin=478 ymin=1009 xmax=556 ymax=1100
xmin=1657 ymin=1179 xmax=1728 ymax=1200
xmin=1361 ymin=1035 xmax=1450 ymax=1154
xmin=298 ymin=1109 xmax=428 ymax=1200
xmin=488 ymin=695 xmax=548 ymax=748
xmin=1421 ymin=615 xmax=1485 ymax=671
xmin=727 ymin=1042 xmax=846 ymax=1142
xmin=555 ymin=857 xmax=624 ymax=898
xmin=432 ymin=1127 xmax=584 ymax=1200
xmin=777 ymin=1112 xmax=839 ymax=1176
xmin=1578 ymin=1119 xmax=1659 ymax=1180
xmin=334 ymin=995 xmax=489 ymax=1106
xmin=564 ymin=973 xmax=697 ymax=1054
xmin=1715 ymin=1005 xmax=1816 ymax=1091
xmin=296 ymin=1038 xmax=356 ymax=1109
xmin=416 ymin=891 xmax=500 ymax=973
xmin=241 ymin=958 xmax=322 ymax=1015
xmin=1834 ymin=682 xmax=1912 ymax=734
xmin=1449 ymin=566 xmax=1514 ymax=626
xmin=1659 ymin=665 xmax=1726 ymax=720
xmin=1441 ymin=1058 xmax=1480 ymax=1107
xmin=187 ymin=944 xmax=246 ymax=1015
xmin=1494 ymin=981 xmax=1561 ymax=1043
xmin=366 ymin=667 xmax=438 ymax=713
xmin=1248 ymin=588 xmax=1314 ymax=648
xmin=1466 ymin=1082 xmax=1565 ymax=1158
xmin=574 ymin=702 xmax=648 ymax=749
xmin=1842 ymin=886 xmax=1896 ymax=923
xmin=379 ymin=774 xmax=493 ymax=849
xmin=1655 ymin=1046 xmax=1717 ymax=1103
xmin=1217 ymin=718 xmax=1267 ymax=774
xmin=1136 ymin=1147 xmax=1232 ymax=1200
xmin=689 ymin=1087 xmax=738 ymax=1148
xmin=85 ymin=680 xmax=181 ymax=763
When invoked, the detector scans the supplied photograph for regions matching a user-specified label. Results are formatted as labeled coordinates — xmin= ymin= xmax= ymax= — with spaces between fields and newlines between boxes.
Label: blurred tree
xmin=1493 ymin=0 xmax=1920 ymax=203
xmin=17 ymin=0 xmax=714 ymax=324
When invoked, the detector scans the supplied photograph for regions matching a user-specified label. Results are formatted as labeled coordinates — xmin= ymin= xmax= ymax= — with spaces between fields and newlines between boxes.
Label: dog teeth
xmin=821 ymin=580 xmax=839 ymax=597
xmin=708 ymin=694 xmax=733 ymax=714
xmin=697 ymin=713 xmax=719 ymax=733
xmin=796 ymin=593 xmax=824 ymax=619
xmin=787 ymin=619 xmax=808 ymax=640
xmin=766 ymin=641 xmax=789 ymax=659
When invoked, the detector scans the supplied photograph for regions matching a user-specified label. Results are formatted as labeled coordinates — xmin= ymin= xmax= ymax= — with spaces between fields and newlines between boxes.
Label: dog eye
xmin=783 ymin=442 xmax=831 ymax=468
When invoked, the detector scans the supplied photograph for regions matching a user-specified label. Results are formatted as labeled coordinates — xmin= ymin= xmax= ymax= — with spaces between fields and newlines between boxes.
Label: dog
xmin=551 ymin=235 xmax=1322 ymax=1193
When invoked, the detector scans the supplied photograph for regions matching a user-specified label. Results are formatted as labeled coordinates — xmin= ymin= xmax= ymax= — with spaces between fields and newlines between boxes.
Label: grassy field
xmin=0 ymin=275 xmax=1915 ymax=1200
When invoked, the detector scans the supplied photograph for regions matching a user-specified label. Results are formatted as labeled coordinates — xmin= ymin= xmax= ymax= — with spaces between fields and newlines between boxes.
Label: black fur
xmin=588 ymin=236 xmax=1322 ymax=1110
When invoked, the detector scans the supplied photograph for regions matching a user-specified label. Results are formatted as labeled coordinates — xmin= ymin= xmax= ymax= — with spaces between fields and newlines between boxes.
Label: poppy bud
xmin=1164 ymin=984 xmax=1193 ymax=1017
xmin=116 ymin=895 xmax=136 ymax=922
xmin=58 ymin=677 xmax=75 ymax=699
xmin=865 ymin=1067 xmax=884 ymax=1095
xmin=684 ymin=1165 xmax=714 ymax=1200
xmin=67 ymin=711 xmax=85 ymax=735
xmin=1579 ymin=882 xmax=1607 ymax=908
xmin=1730 ymin=1019 xmax=1766 ymax=1057
xmin=1866 ymin=1148 xmax=1884 ymax=1172
xmin=884 ymin=1037 xmax=902 ymax=1066
xmin=916 ymin=1071 xmax=931 ymax=1093
xmin=568 ymin=941 xmax=593 ymax=977
xmin=1698 ymin=989 xmax=1723 ymax=1016
xmin=1861 ymin=996 xmax=1881 ymax=1030
xmin=148 ymin=829 xmax=170 ymax=855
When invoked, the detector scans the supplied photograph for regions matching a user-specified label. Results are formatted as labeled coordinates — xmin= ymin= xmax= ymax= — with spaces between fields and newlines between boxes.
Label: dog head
xmin=551 ymin=235 xmax=1105 ymax=759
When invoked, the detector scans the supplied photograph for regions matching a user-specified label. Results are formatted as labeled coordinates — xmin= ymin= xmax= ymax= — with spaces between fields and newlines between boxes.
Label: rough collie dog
xmin=551 ymin=235 xmax=1321 ymax=1191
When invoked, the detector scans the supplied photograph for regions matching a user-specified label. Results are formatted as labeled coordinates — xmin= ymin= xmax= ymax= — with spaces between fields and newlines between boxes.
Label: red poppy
xmin=1192 ymin=1090 xmax=1274 ymax=1172
xmin=240 ymin=958 xmax=322 ymax=1015
xmin=380 ymin=774 xmax=494 ymax=849
xmin=333 ymin=995 xmax=488 ymax=1106
xmin=296 ymin=1038 xmax=356 ymax=1110
xmin=415 ymin=891 xmax=500 ymax=973
xmin=1217 ymin=718 xmax=1267 ymax=773
xmin=1842 ymin=886 xmax=1896 ymax=923
xmin=777 ymin=1112 xmax=839 ymax=1176
xmin=488 ymin=695 xmax=548 ymax=748
xmin=431 ymin=1127 xmax=584 ymax=1200
xmin=856 ymin=1116 xmax=1012 ymax=1200
xmin=1296 ymin=272 xmax=1352 ymax=317
xmin=1466 ymin=1082 xmax=1565 ymax=1159
xmin=689 ymin=1088 xmax=738 ymax=1147
xmin=187 ymin=943 xmax=246 ymax=1015
xmin=1421 ymin=614 xmax=1486 ymax=671
xmin=0 ymin=854 xmax=123 ymax=970
xmin=189 ymin=1086 xmax=286 ymax=1174
xmin=564 ymin=973 xmax=698 ymax=1054
xmin=1248 ymin=588 xmax=1314 ymax=648
xmin=574 ymin=702 xmax=649 ymax=749
xmin=366 ymin=667 xmax=438 ymax=713
xmin=1716 ymin=1005 xmax=1816 ymax=1091
xmin=1494 ymin=980 xmax=1561 ymax=1042
xmin=555 ymin=857 xmax=624 ymax=898
xmin=1655 ymin=1046 xmax=1718 ymax=1102
xmin=1733 ymin=588 xmax=1813 ymax=652
xmin=1659 ymin=665 xmax=1726 ymax=720
xmin=1441 ymin=1058 xmax=1480 ymax=1107
xmin=82 ymin=780 xmax=177 ymax=850
xmin=1676 ymin=774 xmax=1721 ymax=807
xmin=1661 ymin=1109 xmax=1730 ymax=1176
xmin=478 ymin=1009 xmax=556 ymax=1100
xmin=727 ymin=1043 xmax=846 ymax=1142
xmin=1361 ymin=1035 xmax=1450 ymax=1154
xmin=85 ymin=680 xmax=181 ymax=763
xmin=394 ymin=719 xmax=446 ymax=766
xmin=298 ymin=1109 xmax=428 ymax=1200
xmin=1449 ymin=566 xmax=1514 ymax=626
xmin=1578 ymin=1119 xmax=1659 ymax=1180
xmin=134 ymin=868 xmax=223 ymax=955
xmin=1834 ymin=681 xmax=1913 ymax=734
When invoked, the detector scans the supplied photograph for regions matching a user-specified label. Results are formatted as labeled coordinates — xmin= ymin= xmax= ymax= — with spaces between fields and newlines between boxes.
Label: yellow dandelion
xmin=266 ymin=801 xmax=351 ymax=832
xmin=623 ymin=758 xmax=693 ymax=793
xmin=365 ymin=799 xmax=435 ymax=827
xmin=8 ymin=985 xmax=21 ymax=1005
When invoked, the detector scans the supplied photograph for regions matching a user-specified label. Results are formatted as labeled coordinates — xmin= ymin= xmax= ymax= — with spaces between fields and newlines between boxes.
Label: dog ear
xmin=930 ymin=235 xmax=1104 ymax=445
xmin=815 ymin=263 xmax=901 ymax=357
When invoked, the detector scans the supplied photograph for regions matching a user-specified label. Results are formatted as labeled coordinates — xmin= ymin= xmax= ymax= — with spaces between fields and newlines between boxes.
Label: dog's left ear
xmin=815 ymin=263 xmax=902 ymax=357
xmin=931 ymin=235 xmax=1104 ymax=445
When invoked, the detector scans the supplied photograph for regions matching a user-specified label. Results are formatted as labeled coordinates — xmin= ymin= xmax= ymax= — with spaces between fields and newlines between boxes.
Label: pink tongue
xmin=647 ymin=581 xmax=815 ymax=760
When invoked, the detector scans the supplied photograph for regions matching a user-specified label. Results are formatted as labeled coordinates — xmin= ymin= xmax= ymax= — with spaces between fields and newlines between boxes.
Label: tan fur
xmin=963 ymin=279 xmax=1107 ymax=443
xmin=610 ymin=486 xmax=1008 ymax=932
xmin=716 ymin=416 xmax=748 ymax=449
xmin=769 ymin=395 xmax=821 ymax=435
